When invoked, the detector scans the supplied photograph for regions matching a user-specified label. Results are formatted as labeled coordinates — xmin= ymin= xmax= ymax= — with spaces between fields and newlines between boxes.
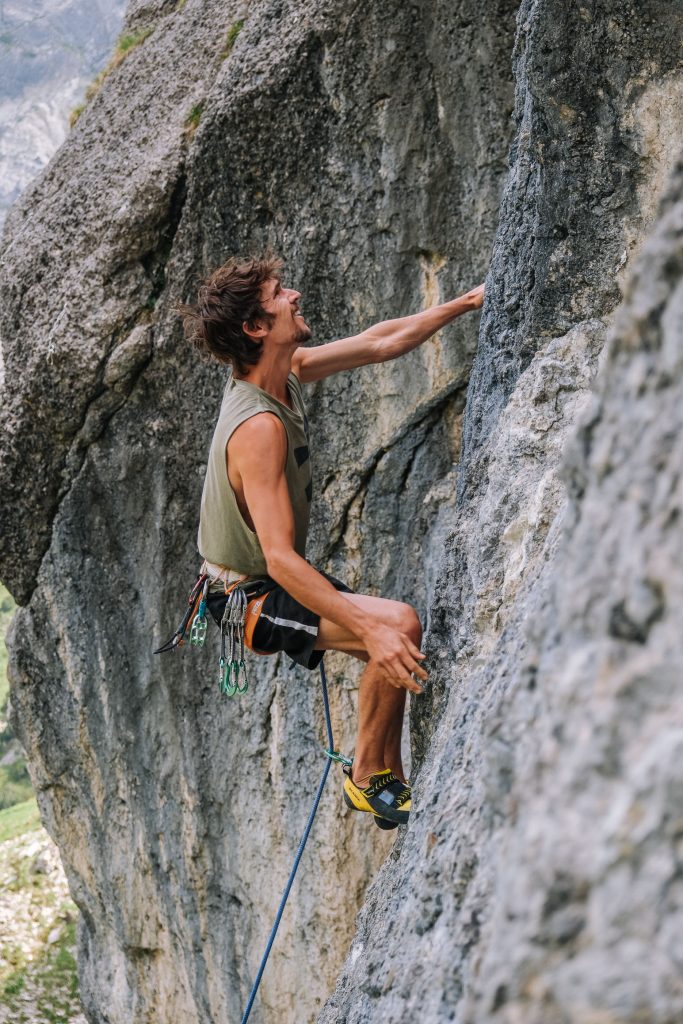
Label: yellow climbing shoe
xmin=342 ymin=767 xmax=411 ymax=826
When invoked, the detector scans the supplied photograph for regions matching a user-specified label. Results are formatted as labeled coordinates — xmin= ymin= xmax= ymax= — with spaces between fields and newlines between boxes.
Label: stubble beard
xmin=294 ymin=319 xmax=313 ymax=345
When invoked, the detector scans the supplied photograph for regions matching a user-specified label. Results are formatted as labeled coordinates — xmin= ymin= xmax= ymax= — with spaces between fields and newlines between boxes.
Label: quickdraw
xmin=154 ymin=571 xmax=252 ymax=699
xmin=153 ymin=573 xmax=209 ymax=654
xmin=219 ymin=585 xmax=249 ymax=696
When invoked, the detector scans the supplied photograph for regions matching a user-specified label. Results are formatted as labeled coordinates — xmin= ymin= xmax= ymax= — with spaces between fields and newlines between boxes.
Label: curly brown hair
xmin=174 ymin=253 xmax=283 ymax=374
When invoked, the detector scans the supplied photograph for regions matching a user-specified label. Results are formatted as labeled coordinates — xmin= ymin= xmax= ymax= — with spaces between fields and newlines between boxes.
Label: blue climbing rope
xmin=240 ymin=658 xmax=347 ymax=1024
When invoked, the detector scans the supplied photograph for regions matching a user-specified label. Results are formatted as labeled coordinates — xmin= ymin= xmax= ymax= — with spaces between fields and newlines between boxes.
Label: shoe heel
xmin=343 ymin=790 xmax=356 ymax=810
xmin=374 ymin=816 xmax=399 ymax=830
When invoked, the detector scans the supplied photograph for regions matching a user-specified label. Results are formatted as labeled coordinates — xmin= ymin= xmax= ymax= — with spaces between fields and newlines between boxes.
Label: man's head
xmin=175 ymin=253 xmax=311 ymax=374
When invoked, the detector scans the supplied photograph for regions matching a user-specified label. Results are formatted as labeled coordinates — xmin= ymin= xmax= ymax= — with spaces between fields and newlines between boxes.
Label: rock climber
xmin=175 ymin=254 xmax=484 ymax=829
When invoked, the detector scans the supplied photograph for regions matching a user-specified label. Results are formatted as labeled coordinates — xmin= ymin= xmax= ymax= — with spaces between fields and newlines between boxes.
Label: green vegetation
xmin=221 ymin=19 xmax=244 ymax=58
xmin=117 ymin=28 xmax=154 ymax=55
xmin=68 ymin=104 xmax=85 ymax=128
xmin=185 ymin=102 xmax=204 ymax=136
xmin=187 ymin=103 xmax=203 ymax=128
xmin=0 ymin=759 xmax=33 ymax=811
xmin=175 ymin=0 xmax=188 ymax=10
xmin=0 ymin=583 xmax=33 ymax=812
xmin=36 ymin=919 xmax=80 ymax=1020
xmin=0 ymin=799 xmax=40 ymax=844
xmin=1 ymin=917 xmax=80 ymax=1021
xmin=3 ymin=969 xmax=24 ymax=996
xmin=0 ymin=584 xmax=14 ymax=710
xmin=69 ymin=25 xmax=154 ymax=127
xmin=1 ymin=824 xmax=82 ymax=1016
xmin=0 ymin=593 xmax=81 ymax=1018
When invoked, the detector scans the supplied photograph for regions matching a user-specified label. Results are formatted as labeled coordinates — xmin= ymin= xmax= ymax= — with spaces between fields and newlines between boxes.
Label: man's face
xmin=259 ymin=277 xmax=312 ymax=347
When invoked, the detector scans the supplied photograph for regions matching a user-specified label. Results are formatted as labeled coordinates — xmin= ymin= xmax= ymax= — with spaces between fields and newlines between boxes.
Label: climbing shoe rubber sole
xmin=343 ymin=789 xmax=398 ymax=829
xmin=342 ymin=768 xmax=411 ymax=826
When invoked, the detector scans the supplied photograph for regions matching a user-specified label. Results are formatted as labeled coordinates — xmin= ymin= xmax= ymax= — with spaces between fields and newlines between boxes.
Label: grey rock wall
xmin=0 ymin=1 xmax=517 ymax=1022
xmin=2 ymin=0 xmax=682 ymax=1021
xmin=322 ymin=2 xmax=683 ymax=1022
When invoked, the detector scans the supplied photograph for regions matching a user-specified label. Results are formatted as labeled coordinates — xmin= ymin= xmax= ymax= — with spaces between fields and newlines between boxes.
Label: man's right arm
xmin=292 ymin=285 xmax=485 ymax=384
xmin=229 ymin=413 xmax=426 ymax=691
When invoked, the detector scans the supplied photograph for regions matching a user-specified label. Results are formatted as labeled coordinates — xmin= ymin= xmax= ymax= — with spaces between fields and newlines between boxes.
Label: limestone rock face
xmin=1 ymin=0 xmax=683 ymax=1022
xmin=0 ymin=1 xmax=516 ymax=1021
xmin=321 ymin=2 xmax=683 ymax=1022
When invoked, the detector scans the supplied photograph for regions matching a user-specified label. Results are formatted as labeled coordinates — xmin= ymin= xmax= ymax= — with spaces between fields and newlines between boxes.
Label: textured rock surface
xmin=0 ymin=1 xmax=517 ymax=1022
xmin=2 ymin=0 xmax=683 ymax=1022
xmin=322 ymin=2 xmax=683 ymax=1022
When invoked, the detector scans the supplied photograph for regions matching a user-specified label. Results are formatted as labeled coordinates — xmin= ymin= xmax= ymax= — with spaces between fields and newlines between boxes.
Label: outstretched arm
xmin=292 ymin=283 xmax=484 ymax=384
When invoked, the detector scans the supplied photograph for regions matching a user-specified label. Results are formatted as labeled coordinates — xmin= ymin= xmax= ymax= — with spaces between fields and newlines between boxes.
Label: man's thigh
xmin=314 ymin=593 xmax=415 ymax=654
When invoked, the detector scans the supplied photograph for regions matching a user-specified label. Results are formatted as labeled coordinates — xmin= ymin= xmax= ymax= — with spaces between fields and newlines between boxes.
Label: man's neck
xmin=234 ymin=347 xmax=295 ymax=406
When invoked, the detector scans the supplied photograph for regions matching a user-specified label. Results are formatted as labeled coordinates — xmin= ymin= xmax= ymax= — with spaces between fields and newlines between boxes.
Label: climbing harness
xmin=240 ymin=658 xmax=349 ymax=1024
xmin=155 ymin=571 xmax=260 ymax=697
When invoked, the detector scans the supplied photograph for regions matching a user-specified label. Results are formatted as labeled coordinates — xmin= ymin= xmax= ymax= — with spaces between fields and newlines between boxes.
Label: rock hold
xmin=1 ymin=1 xmax=683 ymax=1023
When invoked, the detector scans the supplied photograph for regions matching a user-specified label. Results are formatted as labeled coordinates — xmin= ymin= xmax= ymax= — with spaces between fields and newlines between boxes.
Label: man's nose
xmin=288 ymin=288 xmax=302 ymax=302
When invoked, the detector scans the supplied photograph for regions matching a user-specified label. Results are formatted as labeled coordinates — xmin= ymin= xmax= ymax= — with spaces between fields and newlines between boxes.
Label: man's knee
xmin=398 ymin=603 xmax=422 ymax=646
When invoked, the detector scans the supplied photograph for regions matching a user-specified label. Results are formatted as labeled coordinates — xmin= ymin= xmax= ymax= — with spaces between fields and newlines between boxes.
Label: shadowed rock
xmin=0 ymin=0 xmax=517 ymax=1021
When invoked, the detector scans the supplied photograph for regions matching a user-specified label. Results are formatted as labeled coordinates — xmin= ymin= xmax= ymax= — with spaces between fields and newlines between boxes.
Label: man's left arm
xmin=292 ymin=283 xmax=484 ymax=384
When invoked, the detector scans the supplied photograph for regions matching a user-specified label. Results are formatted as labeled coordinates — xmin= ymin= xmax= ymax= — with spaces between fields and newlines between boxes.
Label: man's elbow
xmin=264 ymin=547 xmax=297 ymax=584
xmin=373 ymin=331 xmax=413 ymax=363
xmin=367 ymin=335 xmax=396 ymax=364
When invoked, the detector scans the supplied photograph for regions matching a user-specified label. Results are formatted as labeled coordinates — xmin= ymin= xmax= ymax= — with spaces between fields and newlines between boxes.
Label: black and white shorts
xmin=206 ymin=570 xmax=353 ymax=671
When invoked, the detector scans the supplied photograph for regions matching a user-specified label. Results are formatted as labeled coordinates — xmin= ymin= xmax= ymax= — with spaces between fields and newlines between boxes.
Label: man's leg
xmin=353 ymin=660 xmax=408 ymax=784
xmin=314 ymin=594 xmax=422 ymax=785
xmin=339 ymin=650 xmax=407 ymax=782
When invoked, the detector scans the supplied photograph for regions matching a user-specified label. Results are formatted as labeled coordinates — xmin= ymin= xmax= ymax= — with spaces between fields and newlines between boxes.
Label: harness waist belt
xmin=200 ymin=559 xmax=249 ymax=590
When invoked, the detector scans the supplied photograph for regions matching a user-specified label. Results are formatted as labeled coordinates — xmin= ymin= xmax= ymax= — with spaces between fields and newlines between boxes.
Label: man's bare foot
xmin=351 ymin=766 xmax=385 ymax=788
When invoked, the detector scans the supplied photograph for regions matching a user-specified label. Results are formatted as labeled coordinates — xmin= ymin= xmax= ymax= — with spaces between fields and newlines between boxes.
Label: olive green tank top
xmin=197 ymin=371 xmax=312 ymax=575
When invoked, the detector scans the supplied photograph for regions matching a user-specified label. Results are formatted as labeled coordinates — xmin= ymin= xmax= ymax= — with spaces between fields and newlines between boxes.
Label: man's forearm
xmin=366 ymin=287 xmax=482 ymax=362
xmin=265 ymin=548 xmax=370 ymax=641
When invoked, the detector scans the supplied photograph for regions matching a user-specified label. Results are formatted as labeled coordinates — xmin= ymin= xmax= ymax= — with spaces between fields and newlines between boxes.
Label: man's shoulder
xmin=229 ymin=410 xmax=287 ymax=450
xmin=228 ymin=412 xmax=288 ymax=480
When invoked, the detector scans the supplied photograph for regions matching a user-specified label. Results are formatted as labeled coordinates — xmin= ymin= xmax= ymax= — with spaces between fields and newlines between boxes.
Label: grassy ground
xmin=2 ymin=918 xmax=81 ymax=1024
xmin=0 ymin=585 xmax=33 ymax=810
xmin=0 ymin=829 xmax=85 ymax=1023
xmin=0 ymin=586 xmax=85 ymax=1022
xmin=0 ymin=800 xmax=41 ymax=844
xmin=0 ymin=585 xmax=14 ymax=711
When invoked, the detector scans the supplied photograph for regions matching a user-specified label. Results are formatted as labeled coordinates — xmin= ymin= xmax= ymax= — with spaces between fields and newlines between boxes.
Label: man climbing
xmin=176 ymin=254 xmax=484 ymax=829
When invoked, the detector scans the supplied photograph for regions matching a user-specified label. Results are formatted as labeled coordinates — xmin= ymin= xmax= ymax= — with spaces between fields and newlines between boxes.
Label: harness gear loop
xmin=155 ymin=572 xmax=255 ymax=699
xmin=189 ymin=578 xmax=210 ymax=647
xmin=153 ymin=573 xmax=208 ymax=654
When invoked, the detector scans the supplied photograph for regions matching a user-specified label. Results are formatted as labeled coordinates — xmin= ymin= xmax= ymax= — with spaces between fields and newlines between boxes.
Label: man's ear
xmin=242 ymin=319 xmax=268 ymax=341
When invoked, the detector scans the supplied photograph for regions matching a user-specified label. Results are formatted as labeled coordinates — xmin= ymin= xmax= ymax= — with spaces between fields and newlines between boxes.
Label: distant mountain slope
xmin=2 ymin=1 xmax=683 ymax=1022
xmin=0 ymin=0 xmax=125 ymax=232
